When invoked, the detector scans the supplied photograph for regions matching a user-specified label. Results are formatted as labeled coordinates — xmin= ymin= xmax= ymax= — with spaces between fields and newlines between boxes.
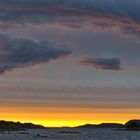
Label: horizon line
xmin=0 ymin=119 xmax=139 ymax=128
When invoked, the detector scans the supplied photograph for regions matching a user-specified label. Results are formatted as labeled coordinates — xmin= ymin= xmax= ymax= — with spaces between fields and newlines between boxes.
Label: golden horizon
xmin=0 ymin=106 xmax=139 ymax=127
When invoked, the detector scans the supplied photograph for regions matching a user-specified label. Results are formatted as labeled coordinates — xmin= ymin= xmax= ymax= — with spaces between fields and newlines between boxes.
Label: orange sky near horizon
xmin=1 ymin=106 xmax=140 ymax=127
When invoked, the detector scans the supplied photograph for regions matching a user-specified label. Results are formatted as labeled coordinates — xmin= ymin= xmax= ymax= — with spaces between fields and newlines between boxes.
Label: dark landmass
xmin=1 ymin=120 xmax=140 ymax=131
xmin=125 ymin=120 xmax=140 ymax=130
xmin=99 ymin=123 xmax=124 ymax=128
xmin=76 ymin=123 xmax=124 ymax=128
xmin=0 ymin=120 xmax=45 ymax=131
xmin=76 ymin=120 xmax=140 ymax=130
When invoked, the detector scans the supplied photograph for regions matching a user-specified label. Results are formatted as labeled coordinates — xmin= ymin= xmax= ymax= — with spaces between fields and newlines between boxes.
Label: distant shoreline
xmin=1 ymin=120 xmax=140 ymax=131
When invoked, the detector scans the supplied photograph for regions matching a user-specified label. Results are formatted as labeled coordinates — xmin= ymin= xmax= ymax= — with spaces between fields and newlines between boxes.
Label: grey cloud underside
xmin=0 ymin=0 xmax=140 ymax=22
xmin=0 ymin=3 xmax=140 ymax=40
xmin=79 ymin=58 xmax=122 ymax=70
xmin=0 ymin=1 xmax=138 ymax=73
xmin=0 ymin=35 xmax=71 ymax=74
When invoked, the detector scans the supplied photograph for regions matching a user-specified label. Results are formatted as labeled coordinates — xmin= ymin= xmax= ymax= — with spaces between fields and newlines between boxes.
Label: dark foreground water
xmin=0 ymin=128 xmax=140 ymax=140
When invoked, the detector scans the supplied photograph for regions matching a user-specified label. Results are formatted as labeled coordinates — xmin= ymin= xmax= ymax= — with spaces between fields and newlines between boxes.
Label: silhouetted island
xmin=76 ymin=123 xmax=124 ymax=128
xmin=1 ymin=120 xmax=140 ymax=131
xmin=125 ymin=120 xmax=140 ymax=130
xmin=0 ymin=120 xmax=45 ymax=131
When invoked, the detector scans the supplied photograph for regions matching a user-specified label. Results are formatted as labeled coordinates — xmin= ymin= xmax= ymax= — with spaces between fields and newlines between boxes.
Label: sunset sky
xmin=0 ymin=0 xmax=140 ymax=127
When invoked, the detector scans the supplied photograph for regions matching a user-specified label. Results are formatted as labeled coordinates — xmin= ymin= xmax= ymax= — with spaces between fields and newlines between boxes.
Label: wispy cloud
xmin=79 ymin=58 xmax=122 ymax=70
xmin=0 ymin=3 xmax=139 ymax=40
xmin=1 ymin=0 xmax=140 ymax=23
xmin=0 ymin=35 xmax=71 ymax=74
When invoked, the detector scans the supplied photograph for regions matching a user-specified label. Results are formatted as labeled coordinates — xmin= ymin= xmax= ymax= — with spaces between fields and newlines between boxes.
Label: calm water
xmin=0 ymin=128 xmax=140 ymax=140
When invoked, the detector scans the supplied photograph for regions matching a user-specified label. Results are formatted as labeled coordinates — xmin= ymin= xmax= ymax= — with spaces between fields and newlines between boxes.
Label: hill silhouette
xmin=76 ymin=123 xmax=124 ymax=128
xmin=0 ymin=120 xmax=45 ymax=131
xmin=125 ymin=120 xmax=140 ymax=130
xmin=1 ymin=120 xmax=140 ymax=131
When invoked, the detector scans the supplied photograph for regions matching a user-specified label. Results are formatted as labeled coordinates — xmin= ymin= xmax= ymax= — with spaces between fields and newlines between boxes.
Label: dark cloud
xmin=0 ymin=35 xmax=71 ymax=74
xmin=0 ymin=0 xmax=140 ymax=22
xmin=79 ymin=58 xmax=122 ymax=70
xmin=0 ymin=3 xmax=139 ymax=40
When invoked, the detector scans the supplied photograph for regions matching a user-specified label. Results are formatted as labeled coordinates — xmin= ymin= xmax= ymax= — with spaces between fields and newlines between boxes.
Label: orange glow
xmin=1 ymin=106 xmax=140 ymax=127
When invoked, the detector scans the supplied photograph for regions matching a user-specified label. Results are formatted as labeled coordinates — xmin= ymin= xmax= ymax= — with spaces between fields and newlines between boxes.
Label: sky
xmin=0 ymin=0 xmax=140 ymax=127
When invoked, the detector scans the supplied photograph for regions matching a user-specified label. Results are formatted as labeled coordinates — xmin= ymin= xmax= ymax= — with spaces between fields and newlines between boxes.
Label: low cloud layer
xmin=0 ymin=35 xmax=71 ymax=74
xmin=79 ymin=58 xmax=122 ymax=70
